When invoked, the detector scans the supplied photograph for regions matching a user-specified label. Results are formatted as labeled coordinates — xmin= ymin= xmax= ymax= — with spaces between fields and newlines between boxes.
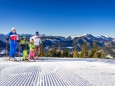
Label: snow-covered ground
xmin=0 ymin=57 xmax=115 ymax=86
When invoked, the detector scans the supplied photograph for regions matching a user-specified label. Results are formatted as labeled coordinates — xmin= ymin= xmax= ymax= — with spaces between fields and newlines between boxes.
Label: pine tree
xmin=81 ymin=42 xmax=89 ymax=58
xmin=69 ymin=52 xmax=73 ymax=57
xmin=37 ymin=51 xmax=41 ymax=57
xmin=63 ymin=49 xmax=69 ymax=57
xmin=79 ymin=52 xmax=82 ymax=58
xmin=73 ymin=47 xmax=79 ymax=58
xmin=88 ymin=51 xmax=91 ymax=58
xmin=93 ymin=51 xmax=100 ymax=58
xmin=56 ymin=50 xmax=61 ymax=57
xmin=51 ymin=48 xmax=57 ymax=57
xmin=60 ymin=50 xmax=64 ymax=57
xmin=47 ymin=48 xmax=57 ymax=57
xmin=100 ymin=51 xmax=106 ymax=59
xmin=90 ymin=41 xmax=99 ymax=58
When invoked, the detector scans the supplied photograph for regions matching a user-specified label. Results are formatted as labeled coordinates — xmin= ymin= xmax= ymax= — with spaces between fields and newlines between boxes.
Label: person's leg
xmin=32 ymin=51 xmax=35 ymax=59
xmin=25 ymin=50 xmax=28 ymax=60
xmin=28 ymin=53 xmax=30 ymax=60
xmin=10 ymin=43 xmax=13 ymax=58
xmin=35 ymin=46 xmax=39 ymax=57
xmin=22 ymin=45 xmax=27 ymax=60
xmin=12 ymin=43 xmax=18 ymax=58
xmin=28 ymin=51 xmax=32 ymax=59
xmin=24 ymin=50 xmax=28 ymax=60
xmin=22 ymin=49 xmax=25 ymax=60
xmin=25 ymin=55 xmax=27 ymax=60
xmin=23 ymin=53 xmax=25 ymax=60
xmin=24 ymin=55 xmax=27 ymax=60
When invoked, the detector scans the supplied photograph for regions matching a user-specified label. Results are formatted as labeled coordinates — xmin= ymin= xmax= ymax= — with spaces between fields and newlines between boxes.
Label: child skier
xmin=28 ymin=39 xmax=35 ymax=60
xmin=20 ymin=36 xmax=28 ymax=60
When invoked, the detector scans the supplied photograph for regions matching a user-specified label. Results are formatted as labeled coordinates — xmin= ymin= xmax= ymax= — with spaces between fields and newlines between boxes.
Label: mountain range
xmin=0 ymin=33 xmax=115 ymax=57
xmin=0 ymin=33 xmax=115 ymax=48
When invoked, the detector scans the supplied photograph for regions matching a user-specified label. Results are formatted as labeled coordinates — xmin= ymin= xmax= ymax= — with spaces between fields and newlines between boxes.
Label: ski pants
xmin=34 ymin=46 xmax=40 ymax=57
xmin=28 ymin=51 xmax=35 ymax=59
xmin=10 ymin=42 xmax=18 ymax=57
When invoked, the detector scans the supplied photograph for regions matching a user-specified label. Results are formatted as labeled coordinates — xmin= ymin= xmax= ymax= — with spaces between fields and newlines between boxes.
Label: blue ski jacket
xmin=7 ymin=31 xmax=18 ymax=44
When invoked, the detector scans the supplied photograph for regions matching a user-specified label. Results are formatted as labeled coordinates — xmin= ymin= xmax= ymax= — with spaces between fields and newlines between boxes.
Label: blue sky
xmin=0 ymin=0 xmax=115 ymax=37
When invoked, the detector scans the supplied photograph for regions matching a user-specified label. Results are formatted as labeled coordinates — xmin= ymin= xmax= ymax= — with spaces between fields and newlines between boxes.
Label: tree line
xmin=73 ymin=41 xmax=106 ymax=58
xmin=37 ymin=41 xmax=106 ymax=58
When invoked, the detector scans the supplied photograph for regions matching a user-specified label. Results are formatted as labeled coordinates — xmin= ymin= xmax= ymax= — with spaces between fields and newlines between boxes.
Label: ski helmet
xmin=11 ymin=27 xmax=16 ymax=31
xmin=22 ymin=36 xmax=26 ymax=39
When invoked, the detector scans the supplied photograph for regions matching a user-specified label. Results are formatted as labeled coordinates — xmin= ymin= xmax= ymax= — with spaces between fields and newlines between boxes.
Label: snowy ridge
xmin=0 ymin=58 xmax=115 ymax=86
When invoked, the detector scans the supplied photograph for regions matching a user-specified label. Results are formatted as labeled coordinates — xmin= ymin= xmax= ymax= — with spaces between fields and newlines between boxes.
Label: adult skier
xmin=6 ymin=27 xmax=20 ymax=61
xmin=30 ymin=32 xmax=42 ymax=58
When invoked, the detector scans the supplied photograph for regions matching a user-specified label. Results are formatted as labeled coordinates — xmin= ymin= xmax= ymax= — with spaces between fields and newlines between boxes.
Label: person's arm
xmin=20 ymin=40 xmax=24 ymax=46
xmin=6 ymin=32 xmax=11 ymax=41
xmin=7 ymin=32 xmax=11 ymax=40
xmin=25 ymin=41 xmax=29 ymax=50
xmin=39 ymin=38 xmax=42 ymax=45
xmin=16 ymin=33 xmax=20 ymax=42
xmin=17 ymin=34 xmax=21 ymax=43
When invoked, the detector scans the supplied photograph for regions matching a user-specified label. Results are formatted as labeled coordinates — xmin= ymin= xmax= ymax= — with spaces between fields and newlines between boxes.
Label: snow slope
xmin=0 ymin=57 xmax=115 ymax=86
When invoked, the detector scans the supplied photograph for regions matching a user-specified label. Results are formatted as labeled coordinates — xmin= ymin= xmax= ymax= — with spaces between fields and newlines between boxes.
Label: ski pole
xmin=6 ymin=40 xmax=8 ymax=58
xmin=6 ymin=38 xmax=10 ymax=61
xmin=18 ymin=40 xmax=21 ymax=61
xmin=40 ymin=44 xmax=43 ymax=58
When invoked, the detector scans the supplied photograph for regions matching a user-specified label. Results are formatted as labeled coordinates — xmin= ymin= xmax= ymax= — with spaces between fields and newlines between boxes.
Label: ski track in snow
xmin=0 ymin=58 xmax=115 ymax=86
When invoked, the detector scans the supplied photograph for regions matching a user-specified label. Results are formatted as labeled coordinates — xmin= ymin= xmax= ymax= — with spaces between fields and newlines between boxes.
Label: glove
xmin=6 ymin=38 xmax=9 ymax=41
xmin=17 ymin=40 xmax=20 ymax=42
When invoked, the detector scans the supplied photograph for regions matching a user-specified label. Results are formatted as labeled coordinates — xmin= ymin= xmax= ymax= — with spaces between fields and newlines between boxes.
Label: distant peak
xmin=100 ymin=35 xmax=110 ymax=38
xmin=82 ymin=34 xmax=93 ymax=37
